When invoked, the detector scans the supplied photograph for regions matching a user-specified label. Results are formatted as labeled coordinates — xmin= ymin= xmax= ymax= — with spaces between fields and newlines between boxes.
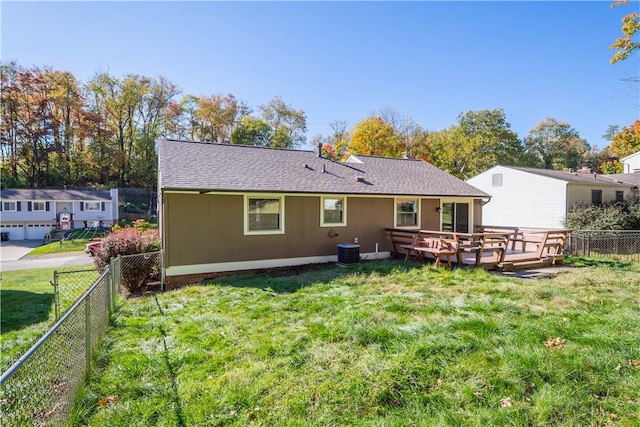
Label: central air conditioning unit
xmin=337 ymin=243 xmax=360 ymax=266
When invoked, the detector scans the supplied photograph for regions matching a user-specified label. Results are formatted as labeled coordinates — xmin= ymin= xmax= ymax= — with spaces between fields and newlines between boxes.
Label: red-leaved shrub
xmin=94 ymin=226 xmax=160 ymax=293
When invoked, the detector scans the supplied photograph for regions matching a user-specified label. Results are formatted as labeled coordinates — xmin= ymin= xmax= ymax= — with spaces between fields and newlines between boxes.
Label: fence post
xmin=85 ymin=294 xmax=92 ymax=379
xmin=106 ymin=265 xmax=112 ymax=315
xmin=109 ymin=257 xmax=115 ymax=312
xmin=116 ymin=255 xmax=122 ymax=294
xmin=51 ymin=270 xmax=60 ymax=320
xmin=160 ymin=249 xmax=165 ymax=292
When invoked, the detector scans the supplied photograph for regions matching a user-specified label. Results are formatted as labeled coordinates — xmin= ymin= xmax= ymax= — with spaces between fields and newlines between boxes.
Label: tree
xmin=411 ymin=128 xmax=458 ymax=171
xmin=130 ymin=76 xmax=180 ymax=189
xmin=348 ymin=116 xmax=402 ymax=157
xmin=259 ymin=96 xmax=307 ymax=148
xmin=329 ymin=120 xmax=350 ymax=158
xmin=230 ymin=116 xmax=273 ymax=146
xmin=610 ymin=0 xmax=640 ymax=64
xmin=86 ymin=72 xmax=141 ymax=186
xmin=524 ymin=118 xmax=590 ymax=170
xmin=456 ymin=109 xmax=523 ymax=174
xmin=192 ymin=93 xmax=238 ymax=143
xmin=610 ymin=119 xmax=640 ymax=158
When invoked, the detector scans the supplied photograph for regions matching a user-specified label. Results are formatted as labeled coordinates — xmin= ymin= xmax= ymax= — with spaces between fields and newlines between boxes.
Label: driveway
xmin=0 ymin=240 xmax=93 ymax=272
xmin=0 ymin=240 xmax=42 ymax=261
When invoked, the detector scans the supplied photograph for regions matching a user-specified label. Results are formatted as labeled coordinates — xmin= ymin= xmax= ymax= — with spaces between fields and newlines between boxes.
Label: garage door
xmin=26 ymin=224 xmax=53 ymax=240
xmin=1 ymin=224 xmax=25 ymax=240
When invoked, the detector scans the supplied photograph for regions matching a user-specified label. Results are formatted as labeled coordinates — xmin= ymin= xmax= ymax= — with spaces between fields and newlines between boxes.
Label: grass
xmin=0 ymin=264 xmax=95 ymax=372
xmin=28 ymin=228 xmax=106 ymax=256
xmin=72 ymin=259 xmax=640 ymax=426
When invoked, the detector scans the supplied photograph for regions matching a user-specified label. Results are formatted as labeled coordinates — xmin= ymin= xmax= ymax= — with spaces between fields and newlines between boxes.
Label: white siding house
xmin=467 ymin=166 xmax=635 ymax=229
xmin=0 ymin=188 xmax=118 ymax=241
xmin=621 ymin=150 xmax=640 ymax=174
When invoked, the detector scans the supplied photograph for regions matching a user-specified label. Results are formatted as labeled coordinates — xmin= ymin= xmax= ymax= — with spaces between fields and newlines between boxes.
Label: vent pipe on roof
xmin=317 ymin=142 xmax=323 ymax=158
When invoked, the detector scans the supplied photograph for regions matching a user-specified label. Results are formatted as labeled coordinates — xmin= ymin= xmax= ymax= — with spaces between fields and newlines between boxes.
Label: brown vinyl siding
xmin=420 ymin=198 xmax=440 ymax=230
xmin=163 ymin=193 xmax=402 ymax=269
xmin=473 ymin=200 xmax=483 ymax=230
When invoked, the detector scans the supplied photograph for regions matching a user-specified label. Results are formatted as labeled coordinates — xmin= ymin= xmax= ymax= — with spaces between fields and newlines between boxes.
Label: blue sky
xmin=2 ymin=1 xmax=639 ymax=151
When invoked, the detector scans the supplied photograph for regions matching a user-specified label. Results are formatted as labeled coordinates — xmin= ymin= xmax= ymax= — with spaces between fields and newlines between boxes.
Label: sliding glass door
xmin=441 ymin=202 xmax=469 ymax=233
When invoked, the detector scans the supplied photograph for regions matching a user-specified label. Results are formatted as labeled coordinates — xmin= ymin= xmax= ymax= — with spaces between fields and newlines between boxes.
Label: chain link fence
xmin=569 ymin=230 xmax=640 ymax=262
xmin=112 ymin=251 xmax=163 ymax=293
xmin=0 ymin=250 xmax=163 ymax=426
xmin=0 ymin=269 xmax=112 ymax=426
xmin=52 ymin=268 xmax=106 ymax=320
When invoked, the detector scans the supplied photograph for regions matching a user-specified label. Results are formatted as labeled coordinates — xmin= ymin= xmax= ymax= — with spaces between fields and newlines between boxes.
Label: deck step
xmin=498 ymin=257 xmax=554 ymax=272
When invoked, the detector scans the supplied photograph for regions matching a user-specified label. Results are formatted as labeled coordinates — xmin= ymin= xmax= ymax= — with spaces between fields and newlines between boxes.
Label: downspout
xmin=478 ymin=196 xmax=492 ymax=230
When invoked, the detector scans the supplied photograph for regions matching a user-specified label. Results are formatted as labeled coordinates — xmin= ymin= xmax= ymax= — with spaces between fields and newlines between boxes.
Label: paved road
xmin=0 ymin=240 xmax=94 ymax=272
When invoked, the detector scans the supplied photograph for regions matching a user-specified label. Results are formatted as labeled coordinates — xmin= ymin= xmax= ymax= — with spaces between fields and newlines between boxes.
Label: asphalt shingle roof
xmin=505 ymin=166 xmax=633 ymax=187
xmin=158 ymin=139 xmax=489 ymax=197
xmin=605 ymin=173 xmax=640 ymax=187
xmin=0 ymin=189 xmax=111 ymax=201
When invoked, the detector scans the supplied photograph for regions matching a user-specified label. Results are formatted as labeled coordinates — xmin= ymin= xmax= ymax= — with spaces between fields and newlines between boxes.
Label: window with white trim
xmin=85 ymin=201 xmax=101 ymax=211
xmin=3 ymin=202 xmax=16 ymax=211
xmin=245 ymin=195 xmax=284 ymax=234
xmin=321 ymin=196 xmax=346 ymax=227
xmin=33 ymin=202 xmax=45 ymax=211
xmin=395 ymin=198 xmax=419 ymax=228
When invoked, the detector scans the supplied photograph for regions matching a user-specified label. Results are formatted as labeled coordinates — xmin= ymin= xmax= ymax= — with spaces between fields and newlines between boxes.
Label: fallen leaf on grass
xmin=628 ymin=360 xmax=640 ymax=368
xmin=98 ymin=395 xmax=119 ymax=407
xmin=544 ymin=337 xmax=566 ymax=349
xmin=500 ymin=397 xmax=512 ymax=408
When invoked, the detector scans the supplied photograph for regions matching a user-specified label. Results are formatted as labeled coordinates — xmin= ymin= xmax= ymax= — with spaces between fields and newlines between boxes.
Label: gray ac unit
xmin=337 ymin=243 xmax=360 ymax=266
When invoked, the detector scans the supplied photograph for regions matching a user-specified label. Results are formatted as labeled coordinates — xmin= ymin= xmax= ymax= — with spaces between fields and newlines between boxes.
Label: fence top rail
xmin=54 ymin=267 xmax=107 ymax=276
xmin=572 ymin=230 xmax=640 ymax=235
xmin=0 ymin=268 xmax=110 ymax=385
xmin=116 ymin=250 xmax=162 ymax=261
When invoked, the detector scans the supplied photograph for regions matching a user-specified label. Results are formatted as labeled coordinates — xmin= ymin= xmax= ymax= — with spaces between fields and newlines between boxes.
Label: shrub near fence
xmin=569 ymin=230 xmax=640 ymax=262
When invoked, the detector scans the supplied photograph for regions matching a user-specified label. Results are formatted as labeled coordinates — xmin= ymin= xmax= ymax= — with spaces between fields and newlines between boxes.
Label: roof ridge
xmin=161 ymin=139 xmax=315 ymax=154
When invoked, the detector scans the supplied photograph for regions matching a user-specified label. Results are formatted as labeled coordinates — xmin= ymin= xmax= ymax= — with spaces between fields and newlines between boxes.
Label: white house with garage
xmin=0 ymin=188 xmax=118 ymax=241
xmin=467 ymin=166 xmax=636 ymax=229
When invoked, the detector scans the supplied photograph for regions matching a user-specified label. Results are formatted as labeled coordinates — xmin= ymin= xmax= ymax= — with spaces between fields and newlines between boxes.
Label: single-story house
xmin=467 ymin=166 xmax=637 ymax=229
xmin=158 ymin=139 xmax=490 ymax=285
xmin=0 ymin=188 xmax=119 ymax=240
xmin=621 ymin=150 xmax=640 ymax=174
xmin=605 ymin=171 xmax=640 ymax=191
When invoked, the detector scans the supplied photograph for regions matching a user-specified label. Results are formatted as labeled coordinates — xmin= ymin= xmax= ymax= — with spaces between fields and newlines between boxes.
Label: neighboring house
xmin=606 ymin=171 xmax=640 ymax=192
xmin=158 ymin=139 xmax=489 ymax=284
xmin=621 ymin=150 xmax=640 ymax=173
xmin=0 ymin=188 xmax=119 ymax=241
xmin=467 ymin=166 xmax=637 ymax=229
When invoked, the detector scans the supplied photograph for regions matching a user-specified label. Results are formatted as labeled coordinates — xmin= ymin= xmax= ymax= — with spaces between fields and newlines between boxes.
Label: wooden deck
xmin=388 ymin=227 xmax=571 ymax=271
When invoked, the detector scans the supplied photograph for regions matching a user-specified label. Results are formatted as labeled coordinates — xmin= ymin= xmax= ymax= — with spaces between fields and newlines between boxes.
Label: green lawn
xmin=28 ymin=228 xmax=107 ymax=256
xmin=73 ymin=259 xmax=640 ymax=426
xmin=0 ymin=264 xmax=95 ymax=371
xmin=27 ymin=239 xmax=89 ymax=256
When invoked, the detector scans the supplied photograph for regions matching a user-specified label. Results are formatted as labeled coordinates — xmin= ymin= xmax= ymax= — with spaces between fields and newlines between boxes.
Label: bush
xmin=94 ymin=225 xmax=160 ymax=293
xmin=565 ymin=199 xmax=640 ymax=230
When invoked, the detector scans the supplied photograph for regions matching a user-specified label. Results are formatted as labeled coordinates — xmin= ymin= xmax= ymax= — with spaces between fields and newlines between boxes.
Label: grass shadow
xmin=154 ymin=295 xmax=186 ymax=427
xmin=202 ymin=259 xmax=425 ymax=293
xmin=565 ymin=255 xmax=637 ymax=270
xmin=0 ymin=289 xmax=54 ymax=333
